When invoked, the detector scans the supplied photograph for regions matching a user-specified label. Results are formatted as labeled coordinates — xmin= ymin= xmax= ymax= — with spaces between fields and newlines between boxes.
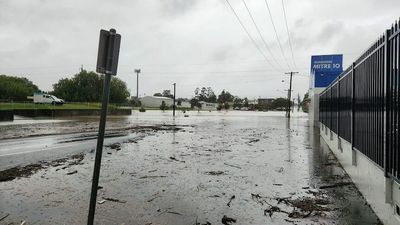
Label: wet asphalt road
xmin=0 ymin=111 xmax=381 ymax=225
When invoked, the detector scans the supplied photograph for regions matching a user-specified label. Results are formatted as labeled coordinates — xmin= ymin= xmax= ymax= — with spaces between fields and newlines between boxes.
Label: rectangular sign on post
xmin=310 ymin=54 xmax=343 ymax=88
xmin=88 ymin=28 xmax=121 ymax=225
xmin=96 ymin=29 xmax=121 ymax=75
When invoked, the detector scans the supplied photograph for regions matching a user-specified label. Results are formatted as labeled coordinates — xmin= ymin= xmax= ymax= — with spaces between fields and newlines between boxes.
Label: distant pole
xmin=173 ymin=83 xmax=176 ymax=117
xmin=285 ymin=71 xmax=298 ymax=118
xmin=135 ymin=69 xmax=141 ymax=99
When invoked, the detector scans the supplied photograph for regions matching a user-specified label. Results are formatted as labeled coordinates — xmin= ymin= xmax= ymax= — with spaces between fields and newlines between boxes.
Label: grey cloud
xmin=159 ymin=0 xmax=199 ymax=17
xmin=0 ymin=0 xmax=398 ymax=99
xmin=316 ymin=21 xmax=345 ymax=43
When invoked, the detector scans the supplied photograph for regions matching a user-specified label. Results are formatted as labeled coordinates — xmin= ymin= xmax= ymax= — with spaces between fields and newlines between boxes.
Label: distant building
xmin=247 ymin=99 xmax=258 ymax=110
xmin=199 ymin=101 xmax=218 ymax=111
xmin=178 ymin=101 xmax=191 ymax=108
xmin=140 ymin=96 xmax=173 ymax=108
xmin=258 ymin=98 xmax=274 ymax=110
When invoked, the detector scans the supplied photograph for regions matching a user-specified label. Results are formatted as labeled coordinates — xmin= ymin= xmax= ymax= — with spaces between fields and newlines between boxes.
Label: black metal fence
xmin=319 ymin=19 xmax=399 ymax=180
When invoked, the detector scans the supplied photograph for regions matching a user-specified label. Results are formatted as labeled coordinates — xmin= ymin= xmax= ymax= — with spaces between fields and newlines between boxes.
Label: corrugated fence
xmin=319 ymin=19 xmax=399 ymax=181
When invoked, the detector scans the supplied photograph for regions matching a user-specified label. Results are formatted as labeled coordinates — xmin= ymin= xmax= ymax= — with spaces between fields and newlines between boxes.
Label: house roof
xmin=140 ymin=96 xmax=173 ymax=100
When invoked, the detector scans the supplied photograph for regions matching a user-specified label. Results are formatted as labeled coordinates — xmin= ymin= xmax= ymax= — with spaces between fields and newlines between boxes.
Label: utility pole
xmin=173 ymin=83 xmax=176 ymax=117
xmin=285 ymin=71 xmax=298 ymax=118
xmin=134 ymin=69 xmax=141 ymax=99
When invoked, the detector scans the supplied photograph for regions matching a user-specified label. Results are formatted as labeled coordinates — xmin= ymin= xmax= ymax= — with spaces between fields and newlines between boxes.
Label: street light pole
xmin=285 ymin=71 xmax=298 ymax=118
xmin=173 ymin=83 xmax=176 ymax=117
xmin=135 ymin=69 xmax=141 ymax=99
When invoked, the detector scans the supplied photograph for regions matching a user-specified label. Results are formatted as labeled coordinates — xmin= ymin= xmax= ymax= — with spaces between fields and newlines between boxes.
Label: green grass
xmin=0 ymin=102 xmax=120 ymax=110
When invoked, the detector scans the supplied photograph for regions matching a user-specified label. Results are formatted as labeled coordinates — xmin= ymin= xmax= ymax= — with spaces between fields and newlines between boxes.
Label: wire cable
xmin=263 ymin=0 xmax=292 ymax=70
xmin=281 ymin=0 xmax=296 ymax=68
xmin=224 ymin=0 xmax=280 ymax=72
xmin=241 ymin=0 xmax=283 ymax=70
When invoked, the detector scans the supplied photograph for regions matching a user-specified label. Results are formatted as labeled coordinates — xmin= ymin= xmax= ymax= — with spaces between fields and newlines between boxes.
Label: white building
xmin=178 ymin=101 xmax=191 ymax=108
xmin=140 ymin=96 xmax=173 ymax=108
xmin=199 ymin=101 xmax=218 ymax=111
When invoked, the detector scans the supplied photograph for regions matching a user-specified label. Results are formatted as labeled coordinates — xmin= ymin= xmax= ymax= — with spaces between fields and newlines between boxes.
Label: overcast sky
xmin=0 ymin=0 xmax=399 ymax=100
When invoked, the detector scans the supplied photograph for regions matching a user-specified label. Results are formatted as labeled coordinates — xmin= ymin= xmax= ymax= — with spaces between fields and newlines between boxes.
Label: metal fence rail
xmin=319 ymin=18 xmax=399 ymax=180
xmin=353 ymin=35 xmax=385 ymax=168
xmin=338 ymin=70 xmax=352 ymax=142
xmin=387 ymin=22 xmax=400 ymax=179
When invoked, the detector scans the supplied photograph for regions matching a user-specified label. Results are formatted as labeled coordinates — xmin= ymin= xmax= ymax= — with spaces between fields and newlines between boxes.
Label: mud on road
xmin=0 ymin=111 xmax=382 ymax=224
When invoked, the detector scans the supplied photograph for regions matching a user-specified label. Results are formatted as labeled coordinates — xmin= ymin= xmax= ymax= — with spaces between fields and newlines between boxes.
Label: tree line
xmin=0 ymin=71 xmax=130 ymax=103
xmin=0 ymin=73 xmax=310 ymax=111
xmin=0 ymin=75 xmax=39 ymax=101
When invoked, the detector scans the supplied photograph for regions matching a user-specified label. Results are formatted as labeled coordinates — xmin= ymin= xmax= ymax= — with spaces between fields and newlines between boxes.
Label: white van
xmin=33 ymin=93 xmax=64 ymax=105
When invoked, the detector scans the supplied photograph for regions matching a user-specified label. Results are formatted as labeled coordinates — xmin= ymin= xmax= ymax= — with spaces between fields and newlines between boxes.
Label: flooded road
xmin=0 ymin=111 xmax=381 ymax=224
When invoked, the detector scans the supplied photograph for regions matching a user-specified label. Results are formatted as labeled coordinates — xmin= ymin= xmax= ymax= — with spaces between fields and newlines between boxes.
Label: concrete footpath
xmin=0 ymin=111 xmax=381 ymax=224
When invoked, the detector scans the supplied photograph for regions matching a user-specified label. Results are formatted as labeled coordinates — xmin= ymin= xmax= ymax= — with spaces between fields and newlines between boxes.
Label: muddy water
xmin=0 ymin=111 xmax=381 ymax=224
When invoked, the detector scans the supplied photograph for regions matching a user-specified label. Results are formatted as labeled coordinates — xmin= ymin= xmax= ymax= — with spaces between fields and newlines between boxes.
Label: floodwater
xmin=0 ymin=111 xmax=381 ymax=224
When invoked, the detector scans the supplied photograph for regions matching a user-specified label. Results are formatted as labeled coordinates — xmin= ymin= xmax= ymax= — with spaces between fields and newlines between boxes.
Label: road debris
xmin=205 ymin=171 xmax=224 ymax=176
xmin=223 ymin=163 xmax=241 ymax=169
xmin=108 ymin=143 xmax=121 ymax=151
xmin=221 ymin=215 xmax=236 ymax=225
xmin=0 ymin=153 xmax=84 ymax=182
xmin=169 ymin=156 xmax=185 ymax=163
xmin=66 ymin=170 xmax=77 ymax=175
xmin=226 ymin=195 xmax=235 ymax=207
xmin=139 ymin=175 xmax=167 ymax=179
xmin=251 ymin=193 xmax=331 ymax=219
xmin=247 ymin=138 xmax=260 ymax=144
xmin=0 ymin=214 xmax=9 ymax=222
xmin=103 ymin=197 xmax=126 ymax=203
xmin=319 ymin=182 xmax=353 ymax=189
xmin=167 ymin=211 xmax=183 ymax=216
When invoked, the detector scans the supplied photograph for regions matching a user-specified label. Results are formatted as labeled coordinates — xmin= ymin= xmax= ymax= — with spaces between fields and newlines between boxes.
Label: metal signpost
xmin=87 ymin=28 xmax=121 ymax=225
xmin=173 ymin=83 xmax=176 ymax=117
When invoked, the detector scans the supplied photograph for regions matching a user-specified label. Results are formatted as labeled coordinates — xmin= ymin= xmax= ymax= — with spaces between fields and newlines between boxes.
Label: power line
xmin=263 ymin=0 xmax=292 ymax=70
xmin=224 ymin=0 xmax=280 ymax=71
xmin=281 ymin=0 xmax=296 ymax=68
xmin=241 ymin=0 xmax=283 ymax=70
xmin=133 ymin=69 xmax=310 ymax=75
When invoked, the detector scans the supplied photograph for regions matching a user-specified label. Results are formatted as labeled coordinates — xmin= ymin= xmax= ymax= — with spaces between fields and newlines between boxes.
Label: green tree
xmin=271 ymin=98 xmax=291 ymax=110
xmin=162 ymin=90 xmax=173 ymax=98
xmin=0 ymin=75 xmax=39 ymax=101
xmin=217 ymin=90 xmax=233 ymax=104
xmin=233 ymin=97 xmax=242 ymax=109
xmin=243 ymin=97 xmax=249 ymax=107
xmin=160 ymin=100 xmax=168 ymax=111
xmin=52 ymin=70 xmax=129 ymax=103
xmin=301 ymin=92 xmax=310 ymax=112
xmin=224 ymin=102 xmax=230 ymax=110
xmin=153 ymin=93 xmax=162 ymax=97
xmin=194 ymin=87 xmax=216 ymax=102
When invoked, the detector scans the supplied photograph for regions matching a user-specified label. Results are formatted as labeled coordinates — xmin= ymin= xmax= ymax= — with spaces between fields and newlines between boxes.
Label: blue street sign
xmin=310 ymin=54 xmax=343 ymax=88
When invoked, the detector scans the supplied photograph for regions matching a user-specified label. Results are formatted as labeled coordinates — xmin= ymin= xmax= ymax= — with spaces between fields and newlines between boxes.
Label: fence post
xmin=384 ymin=29 xmax=391 ymax=178
xmin=338 ymin=78 xmax=343 ymax=152
xmin=351 ymin=62 xmax=357 ymax=166
xmin=384 ymin=29 xmax=393 ymax=204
